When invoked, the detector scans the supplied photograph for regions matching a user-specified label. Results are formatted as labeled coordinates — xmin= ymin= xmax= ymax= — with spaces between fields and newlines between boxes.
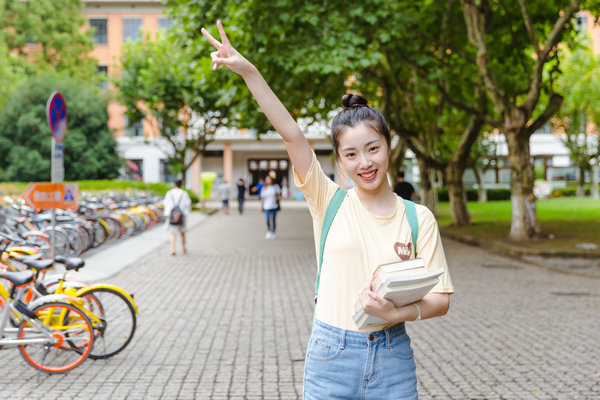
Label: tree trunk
xmin=591 ymin=162 xmax=599 ymax=200
xmin=473 ymin=164 xmax=487 ymax=202
xmin=576 ymin=165 xmax=586 ymax=197
xmin=506 ymin=132 xmax=540 ymax=240
xmin=418 ymin=158 xmax=438 ymax=216
xmin=445 ymin=162 xmax=471 ymax=225
xmin=388 ymin=137 xmax=407 ymax=183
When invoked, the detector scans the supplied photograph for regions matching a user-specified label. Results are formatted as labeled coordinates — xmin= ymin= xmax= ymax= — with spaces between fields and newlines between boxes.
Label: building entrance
xmin=248 ymin=158 xmax=289 ymax=194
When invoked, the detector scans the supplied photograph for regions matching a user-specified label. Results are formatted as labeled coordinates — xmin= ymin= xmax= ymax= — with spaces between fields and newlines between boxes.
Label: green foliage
xmin=0 ymin=72 xmax=121 ymax=181
xmin=0 ymin=0 xmax=96 ymax=79
xmin=554 ymin=42 xmax=600 ymax=174
xmin=436 ymin=188 xmax=511 ymax=202
xmin=550 ymin=185 xmax=598 ymax=198
xmin=76 ymin=180 xmax=199 ymax=203
xmin=113 ymin=31 xmax=231 ymax=179
xmin=0 ymin=180 xmax=199 ymax=204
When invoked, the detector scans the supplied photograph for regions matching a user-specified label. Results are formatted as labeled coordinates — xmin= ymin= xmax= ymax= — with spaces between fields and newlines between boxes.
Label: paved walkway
xmin=0 ymin=203 xmax=599 ymax=399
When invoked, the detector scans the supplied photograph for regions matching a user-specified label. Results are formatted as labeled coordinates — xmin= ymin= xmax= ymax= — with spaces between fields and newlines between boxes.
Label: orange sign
xmin=22 ymin=183 xmax=78 ymax=210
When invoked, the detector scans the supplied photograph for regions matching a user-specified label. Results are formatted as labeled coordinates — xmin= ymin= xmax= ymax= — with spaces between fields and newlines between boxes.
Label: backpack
xmin=314 ymin=188 xmax=419 ymax=304
xmin=168 ymin=191 xmax=185 ymax=225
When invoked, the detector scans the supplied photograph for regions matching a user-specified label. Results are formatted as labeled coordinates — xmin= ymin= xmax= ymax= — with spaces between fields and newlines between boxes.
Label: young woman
xmin=164 ymin=179 xmax=192 ymax=255
xmin=202 ymin=21 xmax=454 ymax=400
xmin=260 ymin=175 xmax=281 ymax=239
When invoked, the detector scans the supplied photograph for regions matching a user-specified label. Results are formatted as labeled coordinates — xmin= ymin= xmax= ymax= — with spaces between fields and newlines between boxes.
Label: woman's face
xmin=336 ymin=123 xmax=389 ymax=193
xmin=265 ymin=176 xmax=273 ymax=185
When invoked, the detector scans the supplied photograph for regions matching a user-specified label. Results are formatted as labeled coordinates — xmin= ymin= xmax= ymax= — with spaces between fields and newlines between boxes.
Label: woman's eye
xmin=369 ymin=146 xmax=379 ymax=152
xmin=345 ymin=153 xmax=356 ymax=158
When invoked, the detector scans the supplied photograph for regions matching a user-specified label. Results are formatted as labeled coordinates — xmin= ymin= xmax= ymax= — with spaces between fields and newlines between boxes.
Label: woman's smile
xmin=358 ymin=169 xmax=378 ymax=182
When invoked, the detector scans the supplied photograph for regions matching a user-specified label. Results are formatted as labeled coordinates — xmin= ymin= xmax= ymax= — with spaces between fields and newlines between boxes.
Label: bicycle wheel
xmin=91 ymin=220 xmax=107 ymax=247
xmin=18 ymin=301 xmax=94 ymax=373
xmin=104 ymin=217 xmax=122 ymax=241
xmin=61 ymin=225 xmax=85 ymax=257
xmin=77 ymin=287 xmax=137 ymax=359
xmin=22 ymin=233 xmax=52 ymax=259
xmin=41 ymin=228 xmax=69 ymax=257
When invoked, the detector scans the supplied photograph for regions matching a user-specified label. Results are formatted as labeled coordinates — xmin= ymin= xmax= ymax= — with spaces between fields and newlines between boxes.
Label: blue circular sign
xmin=46 ymin=91 xmax=67 ymax=142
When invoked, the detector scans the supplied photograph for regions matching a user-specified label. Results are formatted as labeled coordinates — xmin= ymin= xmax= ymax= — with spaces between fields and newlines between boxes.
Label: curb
xmin=441 ymin=230 xmax=600 ymax=258
xmin=75 ymin=211 xmax=209 ymax=283
xmin=441 ymin=230 xmax=600 ymax=279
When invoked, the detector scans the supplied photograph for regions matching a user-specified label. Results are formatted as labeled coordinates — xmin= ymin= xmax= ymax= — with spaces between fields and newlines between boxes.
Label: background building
xmin=82 ymin=1 xmax=598 ymax=197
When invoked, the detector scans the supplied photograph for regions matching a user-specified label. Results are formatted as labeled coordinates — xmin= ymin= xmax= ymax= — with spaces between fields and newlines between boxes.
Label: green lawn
xmin=437 ymin=198 xmax=600 ymax=254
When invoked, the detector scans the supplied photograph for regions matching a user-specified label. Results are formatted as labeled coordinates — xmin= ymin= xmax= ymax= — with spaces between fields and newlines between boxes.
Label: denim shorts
xmin=303 ymin=319 xmax=418 ymax=400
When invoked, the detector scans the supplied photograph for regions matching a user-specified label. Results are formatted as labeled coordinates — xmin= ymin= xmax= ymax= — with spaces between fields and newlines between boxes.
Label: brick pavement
xmin=0 ymin=204 xmax=598 ymax=399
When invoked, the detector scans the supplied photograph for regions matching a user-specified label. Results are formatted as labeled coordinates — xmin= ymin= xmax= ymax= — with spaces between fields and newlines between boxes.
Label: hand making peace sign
xmin=201 ymin=21 xmax=314 ymax=182
xmin=201 ymin=21 xmax=255 ymax=76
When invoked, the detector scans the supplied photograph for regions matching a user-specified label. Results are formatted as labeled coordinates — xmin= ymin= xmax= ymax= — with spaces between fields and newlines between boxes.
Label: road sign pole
xmin=47 ymin=91 xmax=68 ymax=259
xmin=51 ymin=138 xmax=56 ymax=257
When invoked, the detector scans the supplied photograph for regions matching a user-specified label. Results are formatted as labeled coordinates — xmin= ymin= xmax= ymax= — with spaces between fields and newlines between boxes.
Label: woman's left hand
xmin=358 ymin=279 xmax=399 ymax=323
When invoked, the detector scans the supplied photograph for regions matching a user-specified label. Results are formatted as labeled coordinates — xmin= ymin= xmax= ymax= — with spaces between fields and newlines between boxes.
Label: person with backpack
xmin=164 ymin=179 xmax=192 ymax=256
xmin=202 ymin=22 xmax=454 ymax=399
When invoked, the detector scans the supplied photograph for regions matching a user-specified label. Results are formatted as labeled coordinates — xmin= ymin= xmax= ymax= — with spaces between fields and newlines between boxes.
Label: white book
xmin=352 ymin=266 xmax=444 ymax=329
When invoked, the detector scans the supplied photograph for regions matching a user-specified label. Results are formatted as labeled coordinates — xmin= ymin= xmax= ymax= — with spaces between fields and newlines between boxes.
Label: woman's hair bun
xmin=341 ymin=93 xmax=368 ymax=109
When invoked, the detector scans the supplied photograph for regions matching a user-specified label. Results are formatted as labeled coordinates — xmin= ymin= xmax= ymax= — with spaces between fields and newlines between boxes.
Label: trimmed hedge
xmin=437 ymin=188 xmax=512 ymax=202
xmin=550 ymin=185 xmax=598 ymax=198
xmin=0 ymin=180 xmax=200 ymax=204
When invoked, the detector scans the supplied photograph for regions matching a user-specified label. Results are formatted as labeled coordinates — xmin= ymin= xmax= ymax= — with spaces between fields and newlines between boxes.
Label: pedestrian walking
xmin=260 ymin=175 xmax=281 ymax=239
xmin=393 ymin=171 xmax=416 ymax=201
xmin=281 ymin=176 xmax=290 ymax=198
xmin=218 ymin=179 xmax=230 ymax=214
xmin=164 ymin=179 xmax=192 ymax=256
xmin=236 ymin=177 xmax=246 ymax=214
xmin=202 ymin=22 xmax=453 ymax=400
xmin=251 ymin=177 xmax=265 ymax=198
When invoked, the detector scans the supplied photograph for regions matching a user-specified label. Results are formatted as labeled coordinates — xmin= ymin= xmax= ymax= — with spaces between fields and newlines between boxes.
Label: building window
xmin=158 ymin=18 xmax=174 ymax=31
xmin=124 ymin=115 xmax=143 ymax=137
xmin=124 ymin=159 xmax=143 ymax=181
xmin=89 ymin=19 xmax=107 ymax=44
xmin=123 ymin=18 xmax=143 ymax=43
xmin=575 ymin=14 xmax=587 ymax=31
xmin=97 ymin=66 xmax=108 ymax=91
xmin=160 ymin=160 xmax=178 ymax=183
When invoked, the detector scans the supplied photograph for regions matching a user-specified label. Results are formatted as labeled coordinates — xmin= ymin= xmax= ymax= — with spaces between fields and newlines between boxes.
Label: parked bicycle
xmin=0 ymin=269 xmax=94 ymax=373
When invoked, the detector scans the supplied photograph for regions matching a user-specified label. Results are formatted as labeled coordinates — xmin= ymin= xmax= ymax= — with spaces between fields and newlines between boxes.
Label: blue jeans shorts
xmin=303 ymin=319 xmax=418 ymax=400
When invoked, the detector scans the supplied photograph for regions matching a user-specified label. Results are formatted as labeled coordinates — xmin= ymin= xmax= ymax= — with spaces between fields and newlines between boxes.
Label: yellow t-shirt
xmin=295 ymin=152 xmax=454 ymax=332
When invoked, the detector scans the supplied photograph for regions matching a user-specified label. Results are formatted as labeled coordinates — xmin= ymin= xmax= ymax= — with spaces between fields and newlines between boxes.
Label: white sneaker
xmin=270 ymin=232 xmax=276 ymax=240
xmin=265 ymin=232 xmax=271 ymax=239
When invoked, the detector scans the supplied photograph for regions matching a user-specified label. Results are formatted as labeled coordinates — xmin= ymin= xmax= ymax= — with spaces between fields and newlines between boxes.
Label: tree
xmin=356 ymin=1 xmax=489 ymax=222
xmin=469 ymin=135 xmax=501 ymax=203
xmin=113 ymin=32 xmax=233 ymax=182
xmin=0 ymin=0 xmax=96 ymax=79
xmin=459 ymin=0 xmax=599 ymax=240
xmin=554 ymin=43 xmax=600 ymax=197
xmin=0 ymin=72 xmax=121 ymax=181
xmin=170 ymin=0 xmax=490 ymax=224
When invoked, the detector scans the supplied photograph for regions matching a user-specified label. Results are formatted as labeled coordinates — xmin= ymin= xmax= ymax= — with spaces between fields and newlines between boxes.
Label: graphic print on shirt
xmin=393 ymin=241 xmax=412 ymax=260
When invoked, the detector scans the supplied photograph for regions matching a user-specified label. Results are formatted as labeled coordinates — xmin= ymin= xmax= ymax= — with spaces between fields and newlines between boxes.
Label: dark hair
xmin=175 ymin=179 xmax=183 ymax=188
xmin=330 ymin=93 xmax=391 ymax=158
xmin=397 ymin=171 xmax=405 ymax=179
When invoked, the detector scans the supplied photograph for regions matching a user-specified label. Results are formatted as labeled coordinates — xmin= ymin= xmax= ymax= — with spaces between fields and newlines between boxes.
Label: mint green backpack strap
xmin=314 ymin=188 xmax=346 ymax=304
xmin=403 ymin=199 xmax=419 ymax=257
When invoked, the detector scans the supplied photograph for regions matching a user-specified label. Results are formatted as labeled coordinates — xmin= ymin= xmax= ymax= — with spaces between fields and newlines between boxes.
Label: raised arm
xmin=201 ymin=21 xmax=313 ymax=182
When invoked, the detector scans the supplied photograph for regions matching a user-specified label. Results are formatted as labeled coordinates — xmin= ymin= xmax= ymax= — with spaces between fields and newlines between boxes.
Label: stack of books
xmin=352 ymin=258 xmax=443 ymax=329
